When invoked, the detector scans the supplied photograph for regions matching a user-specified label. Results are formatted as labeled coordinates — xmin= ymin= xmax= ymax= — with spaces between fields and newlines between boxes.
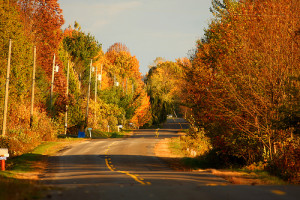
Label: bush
xmin=180 ymin=127 xmax=212 ymax=157
xmin=0 ymin=104 xmax=57 ymax=157
xmin=267 ymin=140 xmax=300 ymax=184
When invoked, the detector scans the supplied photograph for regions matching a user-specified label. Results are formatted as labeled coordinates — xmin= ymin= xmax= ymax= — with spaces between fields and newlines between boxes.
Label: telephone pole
xmin=64 ymin=60 xmax=70 ymax=135
xmin=85 ymin=59 xmax=92 ymax=127
xmin=30 ymin=46 xmax=36 ymax=128
xmin=50 ymin=54 xmax=55 ymax=117
xmin=94 ymin=65 xmax=98 ymax=103
xmin=99 ymin=64 xmax=103 ymax=90
xmin=2 ymin=39 xmax=12 ymax=136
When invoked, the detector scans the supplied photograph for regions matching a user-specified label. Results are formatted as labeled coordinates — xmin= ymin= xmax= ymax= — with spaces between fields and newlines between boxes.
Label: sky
xmin=59 ymin=0 xmax=213 ymax=75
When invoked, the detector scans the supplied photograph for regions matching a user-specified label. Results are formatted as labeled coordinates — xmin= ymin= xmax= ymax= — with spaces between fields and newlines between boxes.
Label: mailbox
xmin=0 ymin=148 xmax=9 ymax=157
xmin=0 ymin=148 xmax=9 ymax=171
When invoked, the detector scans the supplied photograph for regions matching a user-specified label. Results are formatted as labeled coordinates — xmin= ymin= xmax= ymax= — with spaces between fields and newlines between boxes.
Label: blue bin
xmin=78 ymin=131 xmax=85 ymax=138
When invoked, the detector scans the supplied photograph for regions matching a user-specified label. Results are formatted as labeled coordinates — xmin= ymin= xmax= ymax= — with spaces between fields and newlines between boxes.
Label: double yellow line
xmin=104 ymin=143 xmax=151 ymax=185
xmin=155 ymin=128 xmax=159 ymax=138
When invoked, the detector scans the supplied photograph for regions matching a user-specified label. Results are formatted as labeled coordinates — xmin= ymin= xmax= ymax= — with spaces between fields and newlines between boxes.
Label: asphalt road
xmin=41 ymin=118 xmax=299 ymax=200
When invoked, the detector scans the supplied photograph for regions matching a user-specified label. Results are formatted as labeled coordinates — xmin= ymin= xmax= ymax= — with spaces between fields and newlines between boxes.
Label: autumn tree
xmin=0 ymin=1 xmax=57 ymax=155
xmin=62 ymin=23 xmax=102 ymax=129
xmin=102 ymin=43 xmax=151 ymax=127
xmin=182 ymin=0 xmax=299 ymax=181
xmin=146 ymin=60 xmax=183 ymax=125
xmin=18 ymin=0 xmax=67 ymax=115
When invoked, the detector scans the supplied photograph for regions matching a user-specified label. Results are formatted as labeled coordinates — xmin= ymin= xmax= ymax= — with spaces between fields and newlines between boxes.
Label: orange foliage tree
xmin=182 ymin=0 xmax=299 ymax=181
xmin=18 ymin=0 xmax=67 ymax=113
xmin=102 ymin=43 xmax=151 ymax=127
xmin=0 ymin=1 xmax=61 ymax=155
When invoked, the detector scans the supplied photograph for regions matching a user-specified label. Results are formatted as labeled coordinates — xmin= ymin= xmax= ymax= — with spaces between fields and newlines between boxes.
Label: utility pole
xmin=30 ymin=46 xmax=36 ymax=128
xmin=50 ymin=54 xmax=55 ymax=117
xmin=2 ymin=39 xmax=12 ymax=136
xmin=99 ymin=64 xmax=103 ymax=90
xmin=85 ymin=59 xmax=92 ymax=128
xmin=64 ymin=60 xmax=70 ymax=135
xmin=125 ymin=78 xmax=128 ymax=94
xmin=94 ymin=65 xmax=97 ymax=103
xmin=94 ymin=65 xmax=98 ymax=124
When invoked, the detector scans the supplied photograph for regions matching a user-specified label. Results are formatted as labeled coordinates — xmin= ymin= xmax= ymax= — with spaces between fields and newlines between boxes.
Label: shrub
xmin=0 ymin=104 xmax=57 ymax=157
xmin=180 ymin=127 xmax=212 ymax=157
xmin=267 ymin=140 xmax=300 ymax=184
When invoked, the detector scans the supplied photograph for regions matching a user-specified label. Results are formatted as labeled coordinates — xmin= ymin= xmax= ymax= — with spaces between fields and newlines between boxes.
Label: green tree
xmin=146 ymin=60 xmax=182 ymax=125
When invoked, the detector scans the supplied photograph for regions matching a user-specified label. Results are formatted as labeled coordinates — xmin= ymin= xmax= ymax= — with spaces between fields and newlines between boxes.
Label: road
xmin=41 ymin=118 xmax=299 ymax=200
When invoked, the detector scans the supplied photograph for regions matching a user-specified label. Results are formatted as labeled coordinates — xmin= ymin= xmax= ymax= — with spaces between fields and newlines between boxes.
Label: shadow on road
xmin=41 ymin=154 xmax=227 ymax=187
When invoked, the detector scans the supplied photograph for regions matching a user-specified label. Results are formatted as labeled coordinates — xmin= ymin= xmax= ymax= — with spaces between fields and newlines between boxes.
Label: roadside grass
xmin=168 ymin=137 xmax=288 ymax=185
xmin=169 ymin=137 xmax=186 ymax=157
xmin=235 ymin=168 xmax=287 ymax=185
xmin=0 ymin=137 xmax=85 ymax=200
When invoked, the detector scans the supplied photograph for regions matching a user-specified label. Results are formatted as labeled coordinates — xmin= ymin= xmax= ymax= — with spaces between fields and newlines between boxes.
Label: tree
xmin=18 ymin=0 xmax=67 ymax=115
xmin=0 ymin=1 xmax=57 ymax=154
xmin=182 ymin=0 xmax=300 ymax=171
xmin=146 ymin=60 xmax=182 ymax=125
xmin=102 ymin=43 xmax=151 ymax=127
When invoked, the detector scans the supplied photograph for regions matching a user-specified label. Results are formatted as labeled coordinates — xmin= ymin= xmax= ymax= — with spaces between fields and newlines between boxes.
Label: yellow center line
xmin=104 ymin=142 xmax=151 ymax=185
xmin=179 ymin=122 xmax=182 ymax=129
xmin=155 ymin=128 xmax=159 ymax=138
xmin=271 ymin=190 xmax=286 ymax=195
xmin=105 ymin=158 xmax=115 ymax=171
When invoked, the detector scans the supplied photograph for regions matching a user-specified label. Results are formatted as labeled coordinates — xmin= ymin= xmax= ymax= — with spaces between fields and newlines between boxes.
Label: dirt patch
xmin=155 ymin=138 xmax=270 ymax=185
xmin=15 ymin=160 xmax=47 ymax=180
xmin=155 ymin=138 xmax=185 ymax=158
xmin=202 ymin=169 xmax=267 ymax=185
xmin=155 ymin=138 xmax=190 ymax=171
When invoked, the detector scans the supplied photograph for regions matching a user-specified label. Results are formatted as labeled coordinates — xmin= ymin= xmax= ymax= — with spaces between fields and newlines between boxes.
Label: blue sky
xmin=59 ymin=0 xmax=213 ymax=74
